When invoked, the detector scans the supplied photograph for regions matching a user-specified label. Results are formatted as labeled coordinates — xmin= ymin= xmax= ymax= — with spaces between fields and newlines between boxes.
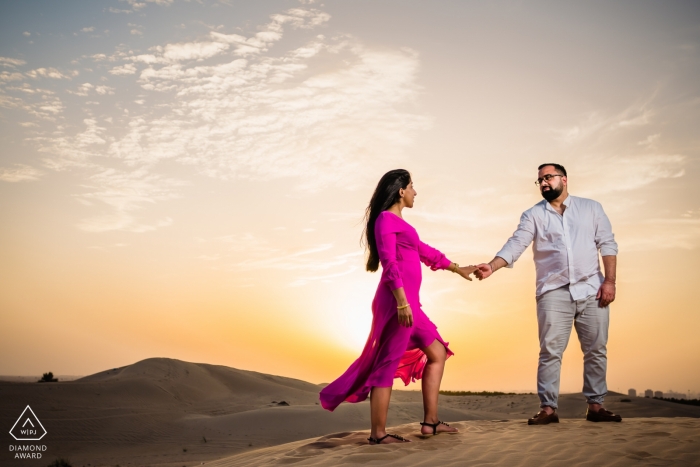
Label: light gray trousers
xmin=536 ymin=285 xmax=609 ymax=409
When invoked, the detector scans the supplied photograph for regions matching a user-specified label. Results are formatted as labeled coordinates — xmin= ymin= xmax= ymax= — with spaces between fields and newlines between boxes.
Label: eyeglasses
xmin=535 ymin=174 xmax=563 ymax=186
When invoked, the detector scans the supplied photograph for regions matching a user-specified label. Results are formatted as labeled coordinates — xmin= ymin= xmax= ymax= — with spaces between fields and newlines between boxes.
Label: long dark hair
xmin=363 ymin=169 xmax=412 ymax=272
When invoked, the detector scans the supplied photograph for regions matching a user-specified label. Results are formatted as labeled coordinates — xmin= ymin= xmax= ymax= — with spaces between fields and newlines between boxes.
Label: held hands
xmin=596 ymin=280 xmax=616 ymax=307
xmin=457 ymin=265 xmax=478 ymax=281
xmin=474 ymin=263 xmax=493 ymax=280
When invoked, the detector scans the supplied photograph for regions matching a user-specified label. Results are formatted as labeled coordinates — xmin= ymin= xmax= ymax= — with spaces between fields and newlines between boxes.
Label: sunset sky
xmin=1 ymin=0 xmax=699 ymax=397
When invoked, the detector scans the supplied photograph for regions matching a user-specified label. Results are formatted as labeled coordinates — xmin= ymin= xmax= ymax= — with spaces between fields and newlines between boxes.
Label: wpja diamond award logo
xmin=8 ymin=405 xmax=48 ymax=459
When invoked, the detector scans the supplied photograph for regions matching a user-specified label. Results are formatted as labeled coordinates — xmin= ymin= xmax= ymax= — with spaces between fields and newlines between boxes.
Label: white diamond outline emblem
xmin=9 ymin=405 xmax=47 ymax=441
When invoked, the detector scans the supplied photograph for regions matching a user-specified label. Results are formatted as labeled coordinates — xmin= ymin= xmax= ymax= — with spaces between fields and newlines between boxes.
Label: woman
xmin=319 ymin=169 xmax=476 ymax=444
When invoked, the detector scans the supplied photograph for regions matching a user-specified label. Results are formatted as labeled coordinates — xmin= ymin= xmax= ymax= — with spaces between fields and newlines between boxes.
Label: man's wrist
xmin=604 ymin=278 xmax=616 ymax=285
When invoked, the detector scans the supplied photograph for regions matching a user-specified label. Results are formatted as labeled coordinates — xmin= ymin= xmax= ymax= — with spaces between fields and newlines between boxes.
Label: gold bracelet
xmin=451 ymin=262 xmax=459 ymax=273
xmin=397 ymin=304 xmax=410 ymax=310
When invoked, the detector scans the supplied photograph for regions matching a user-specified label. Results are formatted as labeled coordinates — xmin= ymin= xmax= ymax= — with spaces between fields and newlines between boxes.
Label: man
xmin=475 ymin=163 xmax=622 ymax=425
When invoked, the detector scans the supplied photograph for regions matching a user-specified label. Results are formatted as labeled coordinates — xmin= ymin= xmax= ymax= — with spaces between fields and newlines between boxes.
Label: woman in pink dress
xmin=319 ymin=169 xmax=477 ymax=444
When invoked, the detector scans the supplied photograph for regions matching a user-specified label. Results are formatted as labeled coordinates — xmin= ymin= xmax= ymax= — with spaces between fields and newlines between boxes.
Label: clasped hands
xmin=452 ymin=263 xmax=490 ymax=281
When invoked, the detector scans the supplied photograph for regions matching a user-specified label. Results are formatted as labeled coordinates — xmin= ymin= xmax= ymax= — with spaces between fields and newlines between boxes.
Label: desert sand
xmin=1 ymin=358 xmax=698 ymax=467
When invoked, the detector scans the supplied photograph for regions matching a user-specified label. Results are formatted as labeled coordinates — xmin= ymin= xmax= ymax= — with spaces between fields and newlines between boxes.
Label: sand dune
xmin=207 ymin=418 xmax=700 ymax=467
xmin=1 ymin=358 xmax=698 ymax=467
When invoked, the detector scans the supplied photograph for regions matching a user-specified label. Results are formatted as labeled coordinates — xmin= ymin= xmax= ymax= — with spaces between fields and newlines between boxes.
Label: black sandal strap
xmin=367 ymin=433 xmax=408 ymax=444
xmin=420 ymin=420 xmax=449 ymax=435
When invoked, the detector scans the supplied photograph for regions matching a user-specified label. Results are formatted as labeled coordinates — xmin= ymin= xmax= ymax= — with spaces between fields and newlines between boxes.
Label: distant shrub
xmin=654 ymin=397 xmax=700 ymax=407
xmin=46 ymin=459 xmax=72 ymax=467
xmin=621 ymin=398 xmax=631 ymax=402
xmin=38 ymin=372 xmax=58 ymax=383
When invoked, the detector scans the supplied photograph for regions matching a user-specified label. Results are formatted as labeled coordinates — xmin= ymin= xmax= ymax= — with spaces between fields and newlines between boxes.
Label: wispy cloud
xmin=620 ymin=217 xmax=700 ymax=252
xmin=69 ymin=82 xmax=115 ymax=96
xmin=0 ymin=57 xmax=27 ymax=68
xmin=548 ymin=98 xmax=687 ymax=197
xmin=550 ymin=101 xmax=655 ymax=145
xmin=1 ymin=5 xmax=430 ymax=233
xmin=0 ymin=84 xmax=64 ymax=120
xmin=74 ymin=167 xmax=186 ymax=232
xmin=26 ymin=67 xmax=77 ymax=80
xmin=0 ymin=164 xmax=42 ymax=182
xmin=108 ymin=7 xmax=132 ymax=14
xmin=574 ymin=154 xmax=686 ymax=196
xmin=638 ymin=133 xmax=660 ymax=147
xmin=119 ymin=0 xmax=173 ymax=13
xmin=108 ymin=63 xmax=137 ymax=75
xmin=196 ymin=231 xmax=362 ymax=285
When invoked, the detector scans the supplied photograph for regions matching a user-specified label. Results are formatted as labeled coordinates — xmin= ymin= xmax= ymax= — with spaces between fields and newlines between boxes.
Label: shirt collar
xmin=544 ymin=193 xmax=572 ymax=212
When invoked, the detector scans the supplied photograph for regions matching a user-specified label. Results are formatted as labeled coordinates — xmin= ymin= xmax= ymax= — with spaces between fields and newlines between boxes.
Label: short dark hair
xmin=538 ymin=163 xmax=567 ymax=177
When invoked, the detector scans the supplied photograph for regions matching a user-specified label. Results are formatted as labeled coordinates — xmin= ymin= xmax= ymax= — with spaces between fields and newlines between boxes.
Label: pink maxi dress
xmin=320 ymin=211 xmax=454 ymax=411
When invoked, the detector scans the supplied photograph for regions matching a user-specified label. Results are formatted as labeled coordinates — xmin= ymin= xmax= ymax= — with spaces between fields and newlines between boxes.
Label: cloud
xmin=620 ymin=218 xmax=700 ymax=252
xmin=119 ymin=38 xmax=428 ymax=189
xmin=120 ymin=0 xmax=173 ymax=12
xmin=26 ymin=68 xmax=75 ymax=80
xmin=108 ymin=7 xmax=132 ymax=14
xmin=547 ymin=99 xmax=688 ymax=196
xmin=34 ymin=118 xmax=107 ymax=170
xmin=162 ymin=40 xmax=229 ymax=61
xmin=574 ymin=154 xmax=686 ymax=196
xmin=638 ymin=133 xmax=660 ymax=147
xmin=197 ymin=232 xmax=362 ymax=284
xmin=551 ymin=103 xmax=655 ymax=145
xmin=130 ymin=29 xmax=143 ymax=36
xmin=23 ymin=31 xmax=30 ymax=37
xmin=0 ymin=57 xmax=27 ymax=68
xmin=0 ymin=85 xmax=64 ymax=120
xmin=0 ymin=164 xmax=42 ymax=182
xmin=128 ymin=0 xmax=174 ymax=5
xmin=109 ymin=63 xmax=137 ymax=75
xmin=5 ymin=5 xmax=430 ymax=232
xmin=81 ymin=27 xmax=95 ymax=33
xmin=287 ymin=267 xmax=357 ymax=287
xmin=78 ymin=212 xmax=173 ymax=233
xmin=69 ymin=82 xmax=115 ymax=96
xmin=74 ymin=167 xmax=186 ymax=232
xmin=0 ymin=71 xmax=24 ymax=81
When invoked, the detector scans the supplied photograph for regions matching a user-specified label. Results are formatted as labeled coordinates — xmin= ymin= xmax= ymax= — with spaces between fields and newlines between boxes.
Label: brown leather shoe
xmin=527 ymin=410 xmax=559 ymax=425
xmin=586 ymin=407 xmax=622 ymax=422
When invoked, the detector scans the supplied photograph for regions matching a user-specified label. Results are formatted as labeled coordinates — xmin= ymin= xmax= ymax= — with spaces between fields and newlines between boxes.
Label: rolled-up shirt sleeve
xmin=375 ymin=215 xmax=403 ymax=291
xmin=495 ymin=210 xmax=536 ymax=268
xmin=594 ymin=202 xmax=618 ymax=256
xmin=418 ymin=241 xmax=452 ymax=271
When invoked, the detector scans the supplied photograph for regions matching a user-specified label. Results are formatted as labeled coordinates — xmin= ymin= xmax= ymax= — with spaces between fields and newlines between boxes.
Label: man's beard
xmin=541 ymin=185 xmax=563 ymax=202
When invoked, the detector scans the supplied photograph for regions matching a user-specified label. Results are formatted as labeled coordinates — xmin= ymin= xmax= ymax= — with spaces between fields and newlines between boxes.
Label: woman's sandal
xmin=419 ymin=420 xmax=454 ymax=435
xmin=367 ymin=433 xmax=410 ymax=444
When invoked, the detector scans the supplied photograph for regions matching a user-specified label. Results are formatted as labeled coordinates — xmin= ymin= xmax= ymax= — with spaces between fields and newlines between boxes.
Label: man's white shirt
xmin=495 ymin=195 xmax=618 ymax=300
